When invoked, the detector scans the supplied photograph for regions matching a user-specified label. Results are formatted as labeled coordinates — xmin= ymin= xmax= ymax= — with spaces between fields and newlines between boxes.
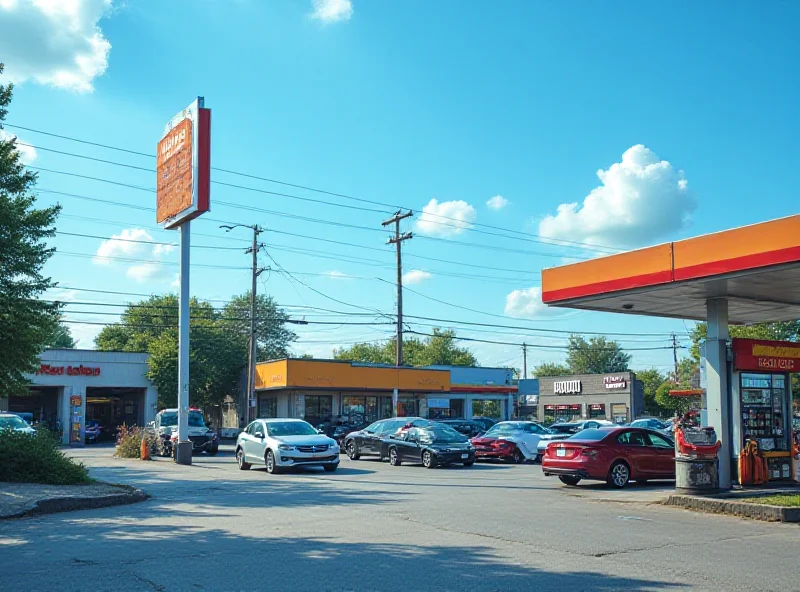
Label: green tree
xmin=334 ymin=329 xmax=478 ymax=366
xmin=636 ymin=368 xmax=669 ymax=417
xmin=655 ymin=380 xmax=698 ymax=415
xmin=531 ymin=362 xmax=571 ymax=377
xmin=95 ymin=293 xmax=295 ymax=408
xmin=689 ymin=321 xmax=800 ymax=362
xmin=0 ymin=64 xmax=62 ymax=396
xmin=220 ymin=292 xmax=297 ymax=361
xmin=566 ymin=335 xmax=631 ymax=374
xmin=48 ymin=319 xmax=76 ymax=349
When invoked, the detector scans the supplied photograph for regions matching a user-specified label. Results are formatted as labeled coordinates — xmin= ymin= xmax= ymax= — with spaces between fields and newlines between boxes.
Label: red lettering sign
xmin=36 ymin=364 xmax=101 ymax=377
xmin=732 ymin=338 xmax=800 ymax=373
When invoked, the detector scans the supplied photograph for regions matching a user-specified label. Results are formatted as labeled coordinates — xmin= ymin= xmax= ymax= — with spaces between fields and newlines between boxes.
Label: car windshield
xmin=0 ymin=416 xmax=29 ymax=430
xmin=159 ymin=411 xmax=205 ymax=428
xmin=485 ymin=422 xmax=526 ymax=436
xmin=268 ymin=421 xmax=318 ymax=437
xmin=418 ymin=427 xmax=466 ymax=444
xmin=160 ymin=413 xmax=177 ymax=427
xmin=568 ymin=429 xmax=610 ymax=442
xmin=188 ymin=412 xmax=205 ymax=427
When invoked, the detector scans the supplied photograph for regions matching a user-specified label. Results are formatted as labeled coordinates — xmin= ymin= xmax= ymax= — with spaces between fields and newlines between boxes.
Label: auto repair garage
xmin=0 ymin=349 xmax=159 ymax=446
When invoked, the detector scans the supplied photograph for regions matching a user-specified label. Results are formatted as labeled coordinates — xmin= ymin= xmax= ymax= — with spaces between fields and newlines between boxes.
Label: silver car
xmin=236 ymin=418 xmax=340 ymax=474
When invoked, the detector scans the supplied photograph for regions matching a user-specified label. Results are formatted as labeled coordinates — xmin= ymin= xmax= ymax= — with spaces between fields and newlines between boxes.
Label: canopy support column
xmin=706 ymin=298 xmax=732 ymax=490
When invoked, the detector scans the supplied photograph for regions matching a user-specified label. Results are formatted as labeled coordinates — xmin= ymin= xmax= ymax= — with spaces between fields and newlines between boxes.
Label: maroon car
xmin=542 ymin=427 xmax=675 ymax=488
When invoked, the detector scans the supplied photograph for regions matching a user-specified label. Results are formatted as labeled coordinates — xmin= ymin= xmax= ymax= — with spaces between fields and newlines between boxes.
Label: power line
xmin=46 ymin=286 xmax=682 ymax=338
xmin=11 ymin=126 xmax=621 ymax=253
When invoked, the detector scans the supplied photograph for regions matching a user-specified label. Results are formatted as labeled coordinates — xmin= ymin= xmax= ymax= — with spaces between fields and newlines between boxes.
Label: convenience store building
xmin=537 ymin=372 xmax=645 ymax=424
xmin=253 ymin=359 xmax=518 ymax=426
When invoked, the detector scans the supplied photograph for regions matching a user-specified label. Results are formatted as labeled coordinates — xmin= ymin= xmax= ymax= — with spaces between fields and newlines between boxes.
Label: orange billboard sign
xmin=156 ymin=98 xmax=211 ymax=228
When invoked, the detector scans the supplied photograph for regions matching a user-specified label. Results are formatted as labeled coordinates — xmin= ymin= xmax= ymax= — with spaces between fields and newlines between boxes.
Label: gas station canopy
xmin=542 ymin=215 xmax=800 ymax=325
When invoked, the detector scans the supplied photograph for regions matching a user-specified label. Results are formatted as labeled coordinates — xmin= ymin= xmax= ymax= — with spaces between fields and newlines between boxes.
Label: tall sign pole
xmin=156 ymin=97 xmax=211 ymax=466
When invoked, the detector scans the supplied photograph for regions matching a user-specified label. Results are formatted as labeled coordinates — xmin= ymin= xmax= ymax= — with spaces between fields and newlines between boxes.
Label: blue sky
xmin=2 ymin=0 xmax=799 ymax=373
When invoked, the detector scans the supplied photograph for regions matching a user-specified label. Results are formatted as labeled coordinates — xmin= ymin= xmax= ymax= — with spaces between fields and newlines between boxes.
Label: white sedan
xmin=236 ymin=418 xmax=340 ymax=474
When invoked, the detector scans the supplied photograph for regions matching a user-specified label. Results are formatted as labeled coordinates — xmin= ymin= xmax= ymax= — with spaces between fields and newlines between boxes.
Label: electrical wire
xmin=10 ymin=127 xmax=621 ymax=254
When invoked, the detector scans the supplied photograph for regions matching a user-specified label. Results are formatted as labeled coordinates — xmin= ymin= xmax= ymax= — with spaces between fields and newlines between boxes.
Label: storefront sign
xmin=603 ymin=376 xmax=627 ymax=389
xmin=733 ymin=338 xmax=800 ymax=372
xmin=553 ymin=380 xmax=581 ymax=394
xmin=156 ymin=98 xmax=211 ymax=228
xmin=427 ymin=398 xmax=450 ymax=409
xmin=36 ymin=364 xmax=101 ymax=377
xmin=611 ymin=403 xmax=628 ymax=423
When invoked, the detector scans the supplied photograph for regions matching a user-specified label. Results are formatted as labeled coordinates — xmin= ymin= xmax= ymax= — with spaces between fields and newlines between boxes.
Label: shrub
xmin=115 ymin=425 xmax=161 ymax=459
xmin=0 ymin=429 xmax=92 ymax=485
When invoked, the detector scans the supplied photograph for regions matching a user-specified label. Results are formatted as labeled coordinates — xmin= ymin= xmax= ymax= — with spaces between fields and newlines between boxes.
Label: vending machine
xmin=731 ymin=339 xmax=796 ymax=482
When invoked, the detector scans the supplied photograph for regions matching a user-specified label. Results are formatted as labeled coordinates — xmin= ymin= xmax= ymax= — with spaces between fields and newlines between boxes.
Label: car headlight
xmin=208 ymin=432 xmax=217 ymax=439
xmin=278 ymin=444 xmax=295 ymax=451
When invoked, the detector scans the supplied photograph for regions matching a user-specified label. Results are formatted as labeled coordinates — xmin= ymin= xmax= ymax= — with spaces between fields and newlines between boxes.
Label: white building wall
xmin=23 ymin=349 xmax=157 ymax=445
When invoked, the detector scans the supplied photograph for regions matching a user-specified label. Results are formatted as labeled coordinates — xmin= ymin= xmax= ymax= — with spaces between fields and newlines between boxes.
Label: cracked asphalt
xmin=1 ymin=445 xmax=798 ymax=592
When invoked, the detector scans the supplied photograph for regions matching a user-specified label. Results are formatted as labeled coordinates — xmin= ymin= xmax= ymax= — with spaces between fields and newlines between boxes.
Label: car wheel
xmin=346 ymin=440 xmax=361 ymax=460
xmin=559 ymin=475 xmax=581 ymax=486
xmin=463 ymin=461 xmax=474 ymax=467
xmin=388 ymin=447 xmax=401 ymax=466
xmin=236 ymin=448 xmax=251 ymax=471
xmin=323 ymin=464 xmax=337 ymax=472
xmin=511 ymin=447 xmax=524 ymax=464
xmin=265 ymin=450 xmax=281 ymax=474
xmin=608 ymin=461 xmax=630 ymax=488
xmin=207 ymin=447 xmax=219 ymax=456
xmin=422 ymin=450 xmax=437 ymax=469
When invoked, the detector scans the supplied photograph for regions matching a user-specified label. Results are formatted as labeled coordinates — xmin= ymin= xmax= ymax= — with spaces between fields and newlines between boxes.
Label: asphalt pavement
xmin=1 ymin=444 xmax=798 ymax=592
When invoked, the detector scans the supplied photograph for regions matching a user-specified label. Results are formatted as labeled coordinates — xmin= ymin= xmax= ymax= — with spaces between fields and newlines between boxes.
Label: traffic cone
xmin=140 ymin=435 xmax=151 ymax=461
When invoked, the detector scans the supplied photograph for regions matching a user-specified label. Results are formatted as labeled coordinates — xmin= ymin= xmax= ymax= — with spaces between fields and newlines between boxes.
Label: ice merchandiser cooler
xmin=731 ymin=339 xmax=796 ymax=483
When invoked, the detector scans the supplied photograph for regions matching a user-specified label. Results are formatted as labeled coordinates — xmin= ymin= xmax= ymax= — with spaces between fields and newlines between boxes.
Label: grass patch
xmin=0 ymin=429 xmax=92 ymax=485
xmin=741 ymin=494 xmax=800 ymax=507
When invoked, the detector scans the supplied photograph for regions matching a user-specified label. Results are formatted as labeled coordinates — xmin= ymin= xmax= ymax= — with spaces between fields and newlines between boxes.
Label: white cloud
xmin=310 ymin=0 xmax=353 ymax=23
xmin=93 ymin=228 xmax=175 ymax=283
xmin=0 ymin=129 xmax=37 ymax=164
xmin=538 ymin=145 xmax=695 ymax=248
xmin=0 ymin=0 xmax=112 ymax=92
xmin=415 ymin=199 xmax=477 ymax=237
xmin=402 ymin=269 xmax=432 ymax=285
xmin=486 ymin=195 xmax=509 ymax=211
xmin=47 ymin=288 xmax=78 ymax=303
xmin=504 ymin=286 xmax=566 ymax=319
xmin=323 ymin=270 xmax=352 ymax=280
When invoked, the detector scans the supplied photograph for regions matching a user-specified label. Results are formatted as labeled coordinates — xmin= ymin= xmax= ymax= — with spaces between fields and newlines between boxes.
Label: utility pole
xmin=522 ymin=342 xmax=528 ymax=379
xmin=671 ymin=333 xmax=679 ymax=382
xmin=221 ymin=223 xmax=265 ymax=426
xmin=382 ymin=210 xmax=413 ymax=366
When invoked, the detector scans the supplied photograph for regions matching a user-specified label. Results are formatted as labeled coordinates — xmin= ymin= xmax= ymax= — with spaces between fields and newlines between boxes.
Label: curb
xmin=0 ymin=484 xmax=150 ymax=520
xmin=665 ymin=494 xmax=800 ymax=522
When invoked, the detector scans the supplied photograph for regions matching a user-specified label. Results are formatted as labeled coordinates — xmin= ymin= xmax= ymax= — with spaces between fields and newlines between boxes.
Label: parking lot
xmin=1 ymin=445 xmax=798 ymax=591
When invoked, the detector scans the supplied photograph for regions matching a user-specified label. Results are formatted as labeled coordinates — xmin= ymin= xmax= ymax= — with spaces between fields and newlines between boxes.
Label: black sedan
xmin=343 ymin=417 xmax=431 ymax=460
xmin=436 ymin=419 xmax=485 ymax=438
xmin=384 ymin=425 xmax=476 ymax=469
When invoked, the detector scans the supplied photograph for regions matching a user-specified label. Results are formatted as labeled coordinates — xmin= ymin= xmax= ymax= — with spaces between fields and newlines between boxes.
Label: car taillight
xmin=580 ymin=448 xmax=598 ymax=459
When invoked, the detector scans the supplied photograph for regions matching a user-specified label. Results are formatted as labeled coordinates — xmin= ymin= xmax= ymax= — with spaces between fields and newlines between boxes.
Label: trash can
xmin=675 ymin=427 xmax=721 ymax=495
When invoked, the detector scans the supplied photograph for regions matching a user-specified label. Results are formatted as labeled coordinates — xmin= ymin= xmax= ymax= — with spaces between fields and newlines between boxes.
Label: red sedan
xmin=542 ymin=427 xmax=675 ymax=488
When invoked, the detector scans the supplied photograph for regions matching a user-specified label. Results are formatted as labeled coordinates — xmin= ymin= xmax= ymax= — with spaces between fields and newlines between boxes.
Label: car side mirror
xmin=255 ymin=431 xmax=264 ymax=439
xmin=317 ymin=429 xmax=324 ymax=434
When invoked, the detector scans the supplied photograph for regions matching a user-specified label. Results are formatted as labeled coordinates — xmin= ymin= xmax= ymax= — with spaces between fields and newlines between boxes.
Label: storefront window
xmin=304 ymin=395 xmax=332 ymax=427
xmin=258 ymin=396 xmax=278 ymax=419
xmin=397 ymin=397 xmax=418 ymax=417
xmin=554 ymin=404 xmax=581 ymax=423
xmin=589 ymin=404 xmax=606 ymax=419
xmin=472 ymin=400 xmax=502 ymax=419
